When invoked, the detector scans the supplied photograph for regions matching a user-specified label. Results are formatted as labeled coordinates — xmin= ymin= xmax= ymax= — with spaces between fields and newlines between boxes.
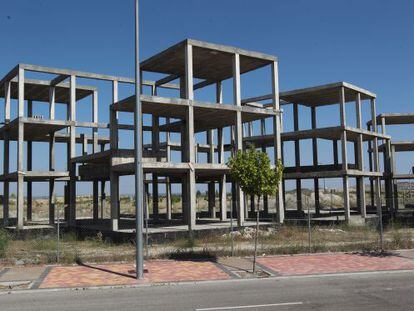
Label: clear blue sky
xmin=1 ymin=0 xmax=414 ymax=195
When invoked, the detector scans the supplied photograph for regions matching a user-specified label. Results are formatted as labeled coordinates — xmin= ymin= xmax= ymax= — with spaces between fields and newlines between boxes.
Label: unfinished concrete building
xmin=368 ymin=113 xmax=414 ymax=215
xmin=244 ymin=82 xmax=391 ymax=222
xmin=0 ymin=39 xmax=284 ymax=234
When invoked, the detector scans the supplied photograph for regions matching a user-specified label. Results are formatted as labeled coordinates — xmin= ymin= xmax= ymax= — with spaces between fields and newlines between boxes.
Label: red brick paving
xmin=257 ymin=253 xmax=414 ymax=276
xmin=39 ymin=260 xmax=230 ymax=289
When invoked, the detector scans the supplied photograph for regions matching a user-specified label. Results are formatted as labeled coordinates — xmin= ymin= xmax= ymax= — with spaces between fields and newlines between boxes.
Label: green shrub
xmin=0 ymin=229 xmax=10 ymax=258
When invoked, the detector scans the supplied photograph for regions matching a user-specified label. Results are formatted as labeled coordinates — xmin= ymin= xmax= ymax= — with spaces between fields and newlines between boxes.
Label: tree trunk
xmin=253 ymin=195 xmax=260 ymax=274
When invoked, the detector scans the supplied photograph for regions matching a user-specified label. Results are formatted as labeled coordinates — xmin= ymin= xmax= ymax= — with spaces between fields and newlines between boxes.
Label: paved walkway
xmin=257 ymin=252 xmax=414 ymax=276
xmin=1 ymin=250 xmax=414 ymax=290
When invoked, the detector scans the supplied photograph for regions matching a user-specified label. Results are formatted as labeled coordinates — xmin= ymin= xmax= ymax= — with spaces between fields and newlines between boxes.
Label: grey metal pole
xmin=135 ymin=0 xmax=144 ymax=279
xmin=56 ymin=204 xmax=60 ymax=263
xmin=307 ymin=197 xmax=311 ymax=253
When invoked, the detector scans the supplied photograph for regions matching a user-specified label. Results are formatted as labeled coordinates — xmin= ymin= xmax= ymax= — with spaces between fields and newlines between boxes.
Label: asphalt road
xmin=1 ymin=270 xmax=413 ymax=311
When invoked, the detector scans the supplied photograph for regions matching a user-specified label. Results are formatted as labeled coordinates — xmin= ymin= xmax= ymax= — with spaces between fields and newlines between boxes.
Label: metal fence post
xmin=307 ymin=197 xmax=311 ymax=253
xmin=56 ymin=203 xmax=60 ymax=263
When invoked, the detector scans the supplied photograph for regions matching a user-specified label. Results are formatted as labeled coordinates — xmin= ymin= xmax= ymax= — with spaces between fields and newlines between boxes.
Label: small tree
xmin=228 ymin=147 xmax=283 ymax=273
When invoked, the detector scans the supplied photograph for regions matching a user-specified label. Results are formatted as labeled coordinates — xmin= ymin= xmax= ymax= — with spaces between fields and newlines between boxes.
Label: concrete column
xmin=110 ymin=81 xmax=119 ymax=150
xmin=233 ymin=53 xmax=245 ymax=227
xmin=208 ymin=182 xmax=216 ymax=218
xmin=152 ymin=115 xmax=159 ymax=219
xmin=68 ymin=75 xmax=77 ymax=227
xmin=110 ymin=171 xmax=119 ymax=231
xmin=16 ymin=68 xmax=25 ymax=229
xmin=215 ymin=82 xmax=227 ymax=221
xmin=49 ymin=86 xmax=56 ymax=224
xmin=370 ymin=99 xmax=382 ymax=217
xmin=355 ymin=93 xmax=366 ymax=217
xmin=166 ymin=180 xmax=172 ymax=220
xmin=293 ymin=103 xmax=302 ymax=211
xmin=92 ymin=90 xmax=99 ymax=152
xmin=367 ymin=124 xmax=375 ymax=207
xmin=207 ymin=130 xmax=215 ymax=218
xmin=93 ymin=181 xmax=99 ymax=220
xmin=311 ymin=106 xmax=320 ymax=215
xmin=185 ymin=43 xmax=196 ymax=231
xmin=339 ymin=87 xmax=350 ymax=221
xmin=27 ymin=100 xmax=33 ymax=222
xmin=180 ymin=123 xmax=188 ymax=222
xmin=381 ymin=117 xmax=394 ymax=215
xmin=166 ymin=118 xmax=172 ymax=220
xmin=218 ymin=126 xmax=227 ymax=220
xmin=333 ymin=140 xmax=339 ymax=166
xmin=49 ymin=133 xmax=56 ymax=224
xmin=391 ymin=145 xmax=398 ymax=210
xmin=17 ymin=121 xmax=24 ymax=229
xmin=3 ymin=81 xmax=10 ymax=226
xmin=110 ymin=80 xmax=119 ymax=230
xmin=100 ymin=180 xmax=106 ymax=219
xmin=260 ymin=119 xmax=269 ymax=215
xmin=91 ymin=90 xmax=99 ymax=220
xmin=271 ymin=61 xmax=284 ymax=223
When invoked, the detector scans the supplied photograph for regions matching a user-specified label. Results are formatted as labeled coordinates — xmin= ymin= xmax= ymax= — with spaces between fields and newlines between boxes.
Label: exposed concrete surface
xmin=1 ymin=270 xmax=414 ymax=310
xmin=0 ymin=267 xmax=45 ymax=282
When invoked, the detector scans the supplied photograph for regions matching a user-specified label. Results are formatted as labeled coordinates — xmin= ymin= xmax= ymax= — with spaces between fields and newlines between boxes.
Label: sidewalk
xmin=1 ymin=250 xmax=414 ymax=291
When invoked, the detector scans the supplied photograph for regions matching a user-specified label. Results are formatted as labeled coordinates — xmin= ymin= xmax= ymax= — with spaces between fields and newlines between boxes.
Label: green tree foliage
xmin=228 ymin=147 xmax=283 ymax=198
xmin=228 ymin=147 xmax=283 ymax=273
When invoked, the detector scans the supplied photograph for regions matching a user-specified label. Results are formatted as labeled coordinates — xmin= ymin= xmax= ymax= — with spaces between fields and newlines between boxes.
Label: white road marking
xmin=195 ymin=301 xmax=303 ymax=310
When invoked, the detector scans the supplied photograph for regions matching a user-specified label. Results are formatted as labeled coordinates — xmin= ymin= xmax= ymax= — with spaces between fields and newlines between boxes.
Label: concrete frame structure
xmin=0 ymin=39 xmax=399 ymax=234
xmin=0 ymin=63 xmax=176 ymax=230
xmin=73 ymin=39 xmax=284 ymax=232
xmin=243 ymin=82 xmax=390 ymax=222
xmin=0 ymin=39 xmax=284 ymax=234
xmin=368 ymin=113 xmax=414 ymax=214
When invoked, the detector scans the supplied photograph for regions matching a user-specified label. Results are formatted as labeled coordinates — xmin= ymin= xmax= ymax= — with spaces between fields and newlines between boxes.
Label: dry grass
xmin=0 ymin=224 xmax=412 ymax=265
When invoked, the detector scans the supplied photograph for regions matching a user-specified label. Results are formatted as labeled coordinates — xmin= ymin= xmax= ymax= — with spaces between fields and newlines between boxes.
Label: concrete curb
xmin=1 ymin=268 xmax=414 ymax=296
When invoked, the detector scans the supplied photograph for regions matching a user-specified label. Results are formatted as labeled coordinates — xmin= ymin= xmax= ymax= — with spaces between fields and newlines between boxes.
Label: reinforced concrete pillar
xmin=185 ymin=43 xmax=196 ymax=231
xmin=370 ymin=99 xmax=382 ymax=218
xmin=355 ymin=93 xmax=366 ymax=217
xmin=93 ymin=181 xmax=99 ymax=220
xmin=100 ymin=181 xmax=106 ymax=219
xmin=293 ymin=103 xmax=302 ymax=212
xmin=207 ymin=129 xmax=215 ymax=218
xmin=48 ymin=86 xmax=56 ymax=224
xmin=233 ymin=53 xmax=244 ymax=227
xmin=166 ymin=179 xmax=172 ymax=220
xmin=339 ymin=87 xmax=350 ymax=221
xmin=110 ymin=170 xmax=119 ymax=231
xmin=166 ymin=118 xmax=172 ymax=220
xmin=26 ymin=101 xmax=33 ymax=222
xmin=271 ymin=61 xmax=284 ymax=223
xmin=17 ymin=121 xmax=24 ymax=229
xmin=152 ymin=115 xmax=159 ymax=219
xmin=218 ymin=126 xmax=227 ymax=221
xmin=311 ymin=106 xmax=320 ymax=215
xmin=49 ymin=133 xmax=56 ymax=224
xmin=3 ymin=131 xmax=9 ymax=226
xmin=16 ymin=67 xmax=25 ymax=229
xmin=3 ymin=80 xmax=10 ymax=226
xmin=68 ymin=75 xmax=77 ymax=227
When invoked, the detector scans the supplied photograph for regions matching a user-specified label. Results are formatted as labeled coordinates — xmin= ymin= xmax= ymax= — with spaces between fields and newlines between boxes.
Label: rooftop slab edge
xmin=280 ymin=81 xmax=376 ymax=100
xmin=1 ymin=63 xmax=155 ymax=86
xmin=141 ymin=38 xmax=277 ymax=69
